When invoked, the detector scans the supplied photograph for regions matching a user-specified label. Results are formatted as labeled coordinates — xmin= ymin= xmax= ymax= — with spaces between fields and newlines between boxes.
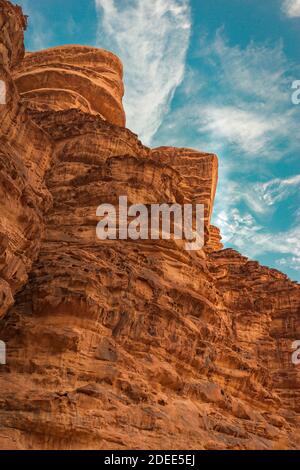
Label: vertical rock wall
xmin=0 ymin=0 xmax=299 ymax=450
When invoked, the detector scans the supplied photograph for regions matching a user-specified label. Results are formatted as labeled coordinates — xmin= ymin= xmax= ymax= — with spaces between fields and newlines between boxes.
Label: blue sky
xmin=16 ymin=0 xmax=300 ymax=281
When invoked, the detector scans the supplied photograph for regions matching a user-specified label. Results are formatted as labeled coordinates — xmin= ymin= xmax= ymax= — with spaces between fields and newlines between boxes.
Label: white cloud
xmin=196 ymin=33 xmax=299 ymax=159
xmin=253 ymin=174 xmax=300 ymax=207
xmin=277 ymin=256 xmax=300 ymax=271
xmin=152 ymin=30 xmax=300 ymax=277
xmin=216 ymin=207 xmax=300 ymax=263
xmin=199 ymin=105 xmax=280 ymax=155
xmin=199 ymin=31 xmax=292 ymax=104
xmin=215 ymin=208 xmax=262 ymax=249
xmin=282 ymin=0 xmax=300 ymax=17
xmin=256 ymin=224 xmax=300 ymax=259
xmin=222 ymin=174 xmax=300 ymax=216
xmin=212 ymin=174 xmax=300 ymax=221
xmin=94 ymin=0 xmax=191 ymax=144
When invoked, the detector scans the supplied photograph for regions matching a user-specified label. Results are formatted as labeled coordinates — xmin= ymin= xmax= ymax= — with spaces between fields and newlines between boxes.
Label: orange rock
xmin=0 ymin=0 xmax=299 ymax=450
xmin=14 ymin=46 xmax=126 ymax=127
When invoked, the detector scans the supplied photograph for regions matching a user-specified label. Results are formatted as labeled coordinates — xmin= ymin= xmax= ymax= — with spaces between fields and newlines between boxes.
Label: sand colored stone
xmin=0 ymin=0 xmax=299 ymax=450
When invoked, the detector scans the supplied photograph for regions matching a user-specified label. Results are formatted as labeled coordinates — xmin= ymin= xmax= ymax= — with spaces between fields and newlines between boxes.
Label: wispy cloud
xmin=212 ymin=175 xmax=300 ymax=218
xmin=252 ymin=224 xmax=300 ymax=260
xmin=253 ymin=174 xmax=300 ymax=207
xmin=199 ymin=105 xmax=280 ymax=155
xmin=94 ymin=0 xmax=191 ymax=144
xmin=199 ymin=33 xmax=299 ymax=159
xmin=215 ymin=208 xmax=262 ymax=251
xmin=277 ymin=256 xmax=300 ymax=271
xmin=152 ymin=29 xmax=299 ymax=278
xmin=282 ymin=0 xmax=300 ymax=17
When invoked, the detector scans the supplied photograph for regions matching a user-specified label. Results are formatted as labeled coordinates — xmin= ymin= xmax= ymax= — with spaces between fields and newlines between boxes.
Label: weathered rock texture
xmin=14 ymin=45 xmax=125 ymax=126
xmin=0 ymin=0 xmax=52 ymax=318
xmin=0 ymin=0 xmax=299 ymax=450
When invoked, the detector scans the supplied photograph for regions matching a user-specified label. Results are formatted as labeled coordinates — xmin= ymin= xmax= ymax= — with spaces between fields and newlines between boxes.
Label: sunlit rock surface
xmin=0 ymin=0 xmax=52 ymax=318
xmin=0 ymin=0 xmax=299 ymax=450
xmin=14 ymin=45 xmax=125 ymax=126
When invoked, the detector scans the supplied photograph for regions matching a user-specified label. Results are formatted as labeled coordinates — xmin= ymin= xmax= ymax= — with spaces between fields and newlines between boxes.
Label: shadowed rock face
xmin=0 ymin=0 xmax=52 ymax=318
xmin=0 ymin=0 xmax=299 ymax=450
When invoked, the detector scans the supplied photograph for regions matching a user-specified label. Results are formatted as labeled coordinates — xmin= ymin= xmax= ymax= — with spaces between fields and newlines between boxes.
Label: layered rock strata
xmin=0 ymin=0 xmax=52 ymax=318
xmin=0 ymin=0 xmax=299 ymax=450
xmin=14 ymin=45 xmax=126 ymax=126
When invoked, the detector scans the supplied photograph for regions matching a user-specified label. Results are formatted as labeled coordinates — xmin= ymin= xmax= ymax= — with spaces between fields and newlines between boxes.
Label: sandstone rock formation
xmin=0 ymin=0 xmax=52 ymax=318
xmin=0 ymin=0 xmax=299 ymax=450
xmin=14 ymin=45 xmax=125 ymax=126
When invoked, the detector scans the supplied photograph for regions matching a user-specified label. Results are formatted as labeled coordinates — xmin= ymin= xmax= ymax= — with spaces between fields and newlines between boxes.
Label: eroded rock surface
xmin=0 ymin=0 xmax=299 ymax=450
xmin=0 ymin=0 xmax=52 ymax=318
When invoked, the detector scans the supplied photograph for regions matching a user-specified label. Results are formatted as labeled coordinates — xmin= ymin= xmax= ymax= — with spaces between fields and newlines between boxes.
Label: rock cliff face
xmin=0 ymin=0 xmax=299 ymax=450
xmin=0 ymin=0 xmax=52 ymax=318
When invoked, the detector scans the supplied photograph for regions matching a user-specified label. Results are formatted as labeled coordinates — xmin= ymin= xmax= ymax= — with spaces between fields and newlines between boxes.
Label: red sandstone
xmin=0 ymin=0 xmax=299 ymax=450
